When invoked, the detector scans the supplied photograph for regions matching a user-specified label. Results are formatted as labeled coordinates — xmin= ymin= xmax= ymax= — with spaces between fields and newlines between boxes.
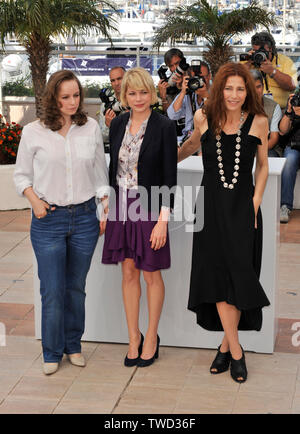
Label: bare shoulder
xmin=253 ymin=114 xmax=268 ymax=129
xmin=250 ymin=114 xmax=269 ymax=144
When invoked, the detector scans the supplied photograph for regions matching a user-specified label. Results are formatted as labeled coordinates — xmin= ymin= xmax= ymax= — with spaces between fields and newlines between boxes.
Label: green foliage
xmin=0 ymin=0 xmax=119 ymax=46
xmin=153 ymin=0 xmax=278 ymax=49
xmin=0 ymin=1 xmax=119 ymax=116
xmin=3 ymin=78 xmax=34 ymax=96
xmin=83 ymin=80 xmax=112 ymax=98
xmin=153 ymin=0 xmax=279 ymax=74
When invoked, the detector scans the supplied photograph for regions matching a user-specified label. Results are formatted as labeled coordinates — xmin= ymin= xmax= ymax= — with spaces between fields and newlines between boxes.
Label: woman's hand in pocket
xmin=32 ymin=199 xmax=55 ymax=219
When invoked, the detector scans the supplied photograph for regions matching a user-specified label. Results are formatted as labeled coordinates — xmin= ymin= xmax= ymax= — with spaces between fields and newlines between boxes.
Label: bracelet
xmin=284 ymin=110 xmax=294 ymax=119
xmin=270 ymin=68 xmax=277 ymax=78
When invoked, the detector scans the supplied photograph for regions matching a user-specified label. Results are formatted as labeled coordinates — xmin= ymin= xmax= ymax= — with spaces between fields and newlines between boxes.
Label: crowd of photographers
xmin=98 ymin=31 xmax=300 ymax=224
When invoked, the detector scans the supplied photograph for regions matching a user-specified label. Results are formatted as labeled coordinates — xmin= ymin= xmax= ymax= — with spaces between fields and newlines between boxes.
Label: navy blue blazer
xmin=108 ymin=110 xmax=178 ymax=213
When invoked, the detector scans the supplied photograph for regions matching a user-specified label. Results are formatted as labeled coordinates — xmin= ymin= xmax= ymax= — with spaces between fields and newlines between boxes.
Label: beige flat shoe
xmin=67 ymin=353 xmax=86 ymax=367
xmin=43 ymin=362 xmax=59 ymax=375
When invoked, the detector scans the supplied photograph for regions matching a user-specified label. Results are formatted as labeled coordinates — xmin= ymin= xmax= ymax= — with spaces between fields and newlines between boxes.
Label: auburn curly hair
xmin=41 ymin=70 xmax=87 ymax=131
xmin=203 ymin=62 xmax=266 ymax=135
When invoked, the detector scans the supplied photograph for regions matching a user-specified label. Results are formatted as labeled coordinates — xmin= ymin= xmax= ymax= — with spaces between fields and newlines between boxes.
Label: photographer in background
xmin=167 ymin=60 xmax=211 ymax=146
xmin=278 ymin=91 xmax=300 ymax=223
xmin=250 ymin=69 xmax=282 ymax=156
xmin=103 ymin=66 xmax=126 ymax=127
xmin=157 ymin=48 xmax=186 ymax=112
xmin=99 ymin=66 xmax=127 ymax=149
xmin=242 ymin=31 xmax=296 ymax=109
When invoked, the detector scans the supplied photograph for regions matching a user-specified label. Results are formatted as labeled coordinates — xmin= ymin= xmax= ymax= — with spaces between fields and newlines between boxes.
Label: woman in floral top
xmin=102 ymin=67 xmax=177 ymax=368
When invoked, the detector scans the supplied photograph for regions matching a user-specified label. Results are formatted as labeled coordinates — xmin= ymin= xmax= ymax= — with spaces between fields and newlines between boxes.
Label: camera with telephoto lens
xmin=187 ymin=60 xmax=205 ymax=93
xmin=157 ymin=64 xmax=182 ymax=96
xmin=239 ymin=47 xmax=269 ymax=68
xmin=99 ymin=88 xmax=125 ymax=115
xmin=168 ymin=57 xmax=190 ymax=86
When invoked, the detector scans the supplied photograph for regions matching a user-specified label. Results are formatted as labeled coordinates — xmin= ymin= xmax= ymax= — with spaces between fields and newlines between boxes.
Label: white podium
xmin=34 ymin=157 xmax=285 ymax=354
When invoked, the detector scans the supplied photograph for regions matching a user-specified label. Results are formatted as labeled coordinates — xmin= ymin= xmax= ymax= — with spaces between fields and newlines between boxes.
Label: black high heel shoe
xmin=137 ymin=335 xmax=160 ymax=368
xmin=230 ymin=346 xmax=248 ymax=383
xmin=124 ymin=333 xmax=144 ymax=367
xmin=210 ymin=345 xmax=231 ymax=375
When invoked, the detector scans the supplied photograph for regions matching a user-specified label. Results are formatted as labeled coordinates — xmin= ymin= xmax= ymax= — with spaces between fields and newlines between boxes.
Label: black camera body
xmin=291 ymin=90 xmax=300 ymax=107
xmin=99 ymin=88 xmax=125 ymax=115
xmin=157 ymin=64 xmax=169 ymax=82
xmin=240 ymin=47 xmax=269 ymax=68
xmin=187 ymin=76 xmax=205 ymax=92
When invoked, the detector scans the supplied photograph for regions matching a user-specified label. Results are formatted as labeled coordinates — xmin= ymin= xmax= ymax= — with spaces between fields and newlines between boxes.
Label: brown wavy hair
xmin=203 ymin=62 xmax=266 ymax=135
xmin=41 ymin=70 xmax=87 ymax=131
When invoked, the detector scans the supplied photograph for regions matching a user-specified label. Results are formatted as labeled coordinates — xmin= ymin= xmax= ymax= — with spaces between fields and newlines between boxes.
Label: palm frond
xmin=153 ymin=0 xmax=278 ymax=50
xmin=0 ymin=0 xmax=119 ymax=44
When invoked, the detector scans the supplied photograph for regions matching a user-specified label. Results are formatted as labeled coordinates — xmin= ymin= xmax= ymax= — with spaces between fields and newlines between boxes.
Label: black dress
xmin=188 ymin=114 xmax=270 ymax=331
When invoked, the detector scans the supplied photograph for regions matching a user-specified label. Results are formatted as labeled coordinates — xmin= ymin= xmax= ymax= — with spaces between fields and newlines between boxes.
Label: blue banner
xmin=62 ymin=57 xmax=153 ymax=76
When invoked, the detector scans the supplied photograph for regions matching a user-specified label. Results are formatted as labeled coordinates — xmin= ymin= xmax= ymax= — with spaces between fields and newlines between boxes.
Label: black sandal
xmin=210 ymin=345 xmax=231 ymax=374
xmin=230 ymin=347 xmax=248 ymax=383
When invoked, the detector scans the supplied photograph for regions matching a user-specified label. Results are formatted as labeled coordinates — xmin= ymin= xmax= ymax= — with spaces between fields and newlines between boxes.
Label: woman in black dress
xmin=178 ymin=63 xmax=270 ymax=383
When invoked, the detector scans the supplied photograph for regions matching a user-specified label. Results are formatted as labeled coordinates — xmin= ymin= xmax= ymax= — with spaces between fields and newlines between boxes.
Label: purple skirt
xmin=102 ymin=189 xmax=170 ymax=271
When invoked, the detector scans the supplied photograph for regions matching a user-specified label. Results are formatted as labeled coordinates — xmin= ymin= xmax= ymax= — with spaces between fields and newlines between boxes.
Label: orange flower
xmin=8 ymin=136 xmax=13 ymax=141
xmin=0 ymin=140 xmax=2 ymax=145
xmin=11 ymin=152 xmax=16 ymax=157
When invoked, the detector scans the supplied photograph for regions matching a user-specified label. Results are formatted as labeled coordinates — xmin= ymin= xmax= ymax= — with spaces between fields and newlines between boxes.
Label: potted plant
xmin=0 ymin=114 xmax=22 ymax=164
xmin=0 ymin=114 xmax=26 ymax=210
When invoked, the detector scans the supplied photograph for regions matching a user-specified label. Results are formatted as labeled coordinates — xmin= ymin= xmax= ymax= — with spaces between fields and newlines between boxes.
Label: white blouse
xmin=14 ymin=117 xmax=109 ymax=206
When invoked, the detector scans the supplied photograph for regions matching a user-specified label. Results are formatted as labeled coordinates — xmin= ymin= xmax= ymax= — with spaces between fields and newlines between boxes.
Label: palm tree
xmin=0 ymin=0 xmax=118 ymax=117
xmin=153 ymin=0 xmax=278 ymax=76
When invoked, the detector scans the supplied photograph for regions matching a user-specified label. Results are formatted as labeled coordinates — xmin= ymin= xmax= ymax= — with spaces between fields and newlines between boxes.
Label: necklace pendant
xmin=216 ymin=111 xmax=244 ymax=190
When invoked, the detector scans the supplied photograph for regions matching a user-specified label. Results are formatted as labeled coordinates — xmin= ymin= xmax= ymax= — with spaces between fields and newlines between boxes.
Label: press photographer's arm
xmin=260 ymin=61 xmax=295 ymax=92
xmin=178 ymin=109 xmax=204 ymax=162
xmin=279 ymin=94 xmax=300 ymax=135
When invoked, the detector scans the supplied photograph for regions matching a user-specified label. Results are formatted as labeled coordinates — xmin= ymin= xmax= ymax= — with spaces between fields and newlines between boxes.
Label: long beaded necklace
xmin=216 ymin=111 xmax=244 ymax=190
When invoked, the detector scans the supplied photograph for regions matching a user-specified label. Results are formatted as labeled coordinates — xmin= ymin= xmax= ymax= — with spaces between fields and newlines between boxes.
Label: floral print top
xmin=116 ymin=114 xmax=150 ymax=190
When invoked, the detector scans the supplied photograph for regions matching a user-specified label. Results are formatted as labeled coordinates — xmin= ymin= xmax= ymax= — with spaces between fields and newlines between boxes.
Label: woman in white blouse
xmin=14 ymin=70 xmax=109 ymax=375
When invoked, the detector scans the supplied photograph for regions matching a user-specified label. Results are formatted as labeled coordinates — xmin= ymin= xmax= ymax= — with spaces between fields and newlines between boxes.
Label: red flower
xmin=8 ymin=136 xmax=13 ymax=141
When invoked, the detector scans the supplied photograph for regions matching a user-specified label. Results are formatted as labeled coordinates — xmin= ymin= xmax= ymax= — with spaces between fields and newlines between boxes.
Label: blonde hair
xmin=120 ymin=67 xmax=158 ymax=107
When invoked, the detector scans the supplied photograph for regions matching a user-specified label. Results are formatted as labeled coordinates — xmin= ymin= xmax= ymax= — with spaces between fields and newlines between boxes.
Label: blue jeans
xmin=30 ymin=197 xmax=99 ymax=362
xmin=281 ymin=146 xmax=300 ymax=210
